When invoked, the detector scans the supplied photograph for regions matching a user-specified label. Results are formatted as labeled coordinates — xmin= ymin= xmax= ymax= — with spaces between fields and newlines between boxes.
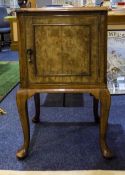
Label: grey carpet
xmin=0 ymin=85 xmax=125 ymax=170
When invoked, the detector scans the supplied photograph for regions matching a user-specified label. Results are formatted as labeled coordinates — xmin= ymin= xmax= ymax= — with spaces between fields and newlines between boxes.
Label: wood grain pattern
xmin=26 ymin=15 xmax=102 ymax=84
xmin=16 ymin=8 xmax=113 ymax=159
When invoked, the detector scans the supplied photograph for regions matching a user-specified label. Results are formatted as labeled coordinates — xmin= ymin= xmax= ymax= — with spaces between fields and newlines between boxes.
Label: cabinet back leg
xmin=93 ymin=97 xmax=100 ymax=123
xmin=32 ymin=93 xmax=40 ymax=123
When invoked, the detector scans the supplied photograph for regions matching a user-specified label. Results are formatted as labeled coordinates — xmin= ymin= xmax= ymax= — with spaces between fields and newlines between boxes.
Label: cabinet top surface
xmin=16 ymin=7 xmax=108 ymax=13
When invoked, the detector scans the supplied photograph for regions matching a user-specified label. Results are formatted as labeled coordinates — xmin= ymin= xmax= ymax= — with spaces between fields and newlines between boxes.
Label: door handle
xmin=26 ymin=49 xmax=33 ymax=63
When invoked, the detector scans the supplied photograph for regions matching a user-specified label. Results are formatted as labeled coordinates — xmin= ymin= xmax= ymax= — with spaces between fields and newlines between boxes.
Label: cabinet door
xmin=25 ymin=14 xmax=106 ymax=85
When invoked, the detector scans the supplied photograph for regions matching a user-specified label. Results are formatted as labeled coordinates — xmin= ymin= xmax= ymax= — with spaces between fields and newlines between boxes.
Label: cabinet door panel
xmin=26 ymin=15 xmax=102 ymax=85
xmin=35 ymin=25 xmax=62 ymax=76
xmin=62 ymin=25 xmax=90 ymax=76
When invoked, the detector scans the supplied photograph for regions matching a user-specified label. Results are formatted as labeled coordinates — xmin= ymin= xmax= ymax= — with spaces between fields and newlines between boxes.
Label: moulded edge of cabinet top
xmin=15 ymin=7 xmax=108 ymax=13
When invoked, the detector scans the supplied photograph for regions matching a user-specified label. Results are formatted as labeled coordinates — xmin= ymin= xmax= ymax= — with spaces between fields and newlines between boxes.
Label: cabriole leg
xmin=93 ymin=97 xmax=100 ymax=123
xmin=99 ymin=89 xmax=113 ymax=159
xmin=32 ymin=93 xmax=40 ymax=123
xmin=16 ymin=90 xmax=30 ymax=159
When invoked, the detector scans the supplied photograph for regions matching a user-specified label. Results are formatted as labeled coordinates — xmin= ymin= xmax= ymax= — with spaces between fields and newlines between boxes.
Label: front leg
xmin=99 ymin=89 xmax=113 ymax=159
xmin=16 ymin=90 xmax=30 ymax=159
xmin=32 ymin=93 xmax=40 ymax=123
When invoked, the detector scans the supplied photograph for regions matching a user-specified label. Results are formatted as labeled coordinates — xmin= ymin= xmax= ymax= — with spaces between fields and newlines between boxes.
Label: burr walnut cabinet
xmin=16 ymin=7 xmax=113 ymax=159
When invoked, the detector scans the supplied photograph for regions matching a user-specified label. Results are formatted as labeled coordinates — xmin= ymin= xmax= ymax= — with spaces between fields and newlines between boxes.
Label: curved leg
xmin=93 ymin=97 xmax=100 ymax=123
xmin=16 ymin=90 xmax=30 ymax=159
xmin=99 ymin=89 xmax=113 ymax=159
xmin=32 ymin=93 xmax=40 ymax=123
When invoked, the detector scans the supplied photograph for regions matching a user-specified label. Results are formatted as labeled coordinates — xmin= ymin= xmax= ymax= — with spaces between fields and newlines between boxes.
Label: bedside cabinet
xmin=16 ymin=7 xmax=113 ymax=159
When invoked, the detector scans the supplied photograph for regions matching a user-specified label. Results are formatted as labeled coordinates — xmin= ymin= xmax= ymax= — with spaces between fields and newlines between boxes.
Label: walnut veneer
xmin=16 ymin=7 xmax=113 ymax=159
